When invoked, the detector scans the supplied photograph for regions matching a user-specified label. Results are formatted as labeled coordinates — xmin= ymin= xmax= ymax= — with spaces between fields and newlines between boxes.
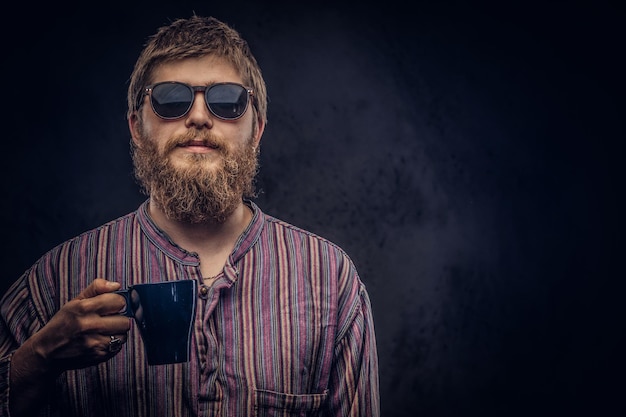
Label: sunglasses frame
xmin=143 ymin=81 xmax=254 ymax=121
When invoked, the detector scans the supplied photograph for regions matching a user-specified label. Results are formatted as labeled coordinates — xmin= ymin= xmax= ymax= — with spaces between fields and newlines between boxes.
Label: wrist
xmin=13 ymin=336 xmax=59 ymax=379
xmin=9 ymin=339 xmax=57 ymax=417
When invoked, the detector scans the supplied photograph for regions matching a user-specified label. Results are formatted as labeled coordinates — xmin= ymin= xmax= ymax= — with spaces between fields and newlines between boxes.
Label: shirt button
xmin=199 ymin=284 xmax=209 ymax=299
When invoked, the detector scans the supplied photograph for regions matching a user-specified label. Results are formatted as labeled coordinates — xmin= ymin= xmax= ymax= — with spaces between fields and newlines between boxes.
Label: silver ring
xmin=108 ymin=335 xmax=123 ymax=353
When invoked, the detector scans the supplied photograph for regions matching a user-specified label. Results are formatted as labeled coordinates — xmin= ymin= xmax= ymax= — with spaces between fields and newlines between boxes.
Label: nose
xmin=184 ymin=91 xmax=214 ymax=129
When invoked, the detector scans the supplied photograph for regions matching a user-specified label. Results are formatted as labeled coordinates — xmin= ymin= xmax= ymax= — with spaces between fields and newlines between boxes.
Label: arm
xmin=1 ymin=278 xmax=130 ymax=417
xmin=326 ymin=286 xmax=380 ymax=416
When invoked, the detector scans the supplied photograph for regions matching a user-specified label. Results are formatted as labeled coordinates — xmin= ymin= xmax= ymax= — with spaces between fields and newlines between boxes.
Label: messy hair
xmin=127 ymin=16 xmax=267 ymax=125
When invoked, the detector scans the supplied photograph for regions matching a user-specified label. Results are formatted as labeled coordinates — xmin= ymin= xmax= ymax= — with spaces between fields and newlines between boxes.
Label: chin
xmin=171 ymin=153 xmax=221 ymax=167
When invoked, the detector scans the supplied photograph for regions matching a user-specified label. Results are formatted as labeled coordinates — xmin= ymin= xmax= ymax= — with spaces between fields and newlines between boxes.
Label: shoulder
xmin=257 ymin=210 xmax=363 ymax=296
xmin=262 ymin=212 xmax=353 ymax=261
xmin=30 ymin=209 xmax=140 ymax=273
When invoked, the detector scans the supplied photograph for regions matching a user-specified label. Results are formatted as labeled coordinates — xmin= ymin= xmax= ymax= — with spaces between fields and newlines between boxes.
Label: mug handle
xmin=114 ymin=289 xmax=134 ymax=317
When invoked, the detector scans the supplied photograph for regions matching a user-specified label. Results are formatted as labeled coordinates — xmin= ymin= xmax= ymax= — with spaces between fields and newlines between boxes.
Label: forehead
xmin=150 ymin=55 xmax=243 ymax=85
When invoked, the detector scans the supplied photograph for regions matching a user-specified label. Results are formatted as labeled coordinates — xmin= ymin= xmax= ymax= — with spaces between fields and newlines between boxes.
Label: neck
xmin=147 ymin=197 xmax=252 ymax=276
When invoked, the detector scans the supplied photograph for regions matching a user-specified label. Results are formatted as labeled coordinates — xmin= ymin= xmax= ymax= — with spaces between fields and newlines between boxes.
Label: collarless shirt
xmin=0 ymin=200 xmax=379 ymax=416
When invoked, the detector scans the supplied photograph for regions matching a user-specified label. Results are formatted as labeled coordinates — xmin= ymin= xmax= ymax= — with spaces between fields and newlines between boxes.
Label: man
xmin=0 ymin=15 xmax=379 ymax=417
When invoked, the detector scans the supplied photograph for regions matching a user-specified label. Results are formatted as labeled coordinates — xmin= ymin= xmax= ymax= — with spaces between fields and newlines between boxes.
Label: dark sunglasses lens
xmin=207 ymin=84 xmax=249 ymax=119
xmin=151 ymin=83 xmax=193 ymax=118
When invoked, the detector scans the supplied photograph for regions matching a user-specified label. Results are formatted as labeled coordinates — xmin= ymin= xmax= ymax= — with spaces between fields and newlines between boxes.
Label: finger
xmin=71 ymin=292 xmax=130 ymax=318
xmin=55 ymin=333 xmax=128 ymax=369
xmin=76 ymin=279 xmax=121 ymax=300
xmin=94 ymin=293 xmax=129 ymax=316
xmin=97 ymin=314 xmax=132 ymax=335
xmin=105 ymin=314 xmax=132 ymax=334
xmin=71 ymin=310 xmax=131 ymax=335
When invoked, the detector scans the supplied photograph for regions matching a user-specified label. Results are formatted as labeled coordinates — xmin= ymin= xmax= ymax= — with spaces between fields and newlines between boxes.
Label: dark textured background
xmin=2 ymin=1 xmax=624 ymax=416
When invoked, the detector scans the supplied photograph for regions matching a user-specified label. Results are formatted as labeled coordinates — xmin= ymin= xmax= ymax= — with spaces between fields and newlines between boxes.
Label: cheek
xmin=138 ymin=116 xmax=170 ymax=144
xmin=135 ymin=122 xmax=165 ymax=154
xmin=236 ymin=113 xmax=258 ymax=141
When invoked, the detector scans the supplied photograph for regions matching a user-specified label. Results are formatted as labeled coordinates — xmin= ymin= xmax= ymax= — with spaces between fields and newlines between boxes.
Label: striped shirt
xmin=0 ymin=200 xmax=379 ymax=416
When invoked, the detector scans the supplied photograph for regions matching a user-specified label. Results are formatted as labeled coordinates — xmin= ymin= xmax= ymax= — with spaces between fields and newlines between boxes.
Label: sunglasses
xmin=143 ymin=81 xmax=254 ymax=120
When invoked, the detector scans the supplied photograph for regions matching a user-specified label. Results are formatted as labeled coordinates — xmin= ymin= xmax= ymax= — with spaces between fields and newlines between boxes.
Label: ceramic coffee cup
xmin=117 ymin=279 xmax=197 ymax=365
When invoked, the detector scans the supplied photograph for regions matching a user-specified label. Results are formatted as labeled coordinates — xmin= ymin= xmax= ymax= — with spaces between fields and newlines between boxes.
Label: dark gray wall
xmin=2 ymin=2 xmax=624 ymax=416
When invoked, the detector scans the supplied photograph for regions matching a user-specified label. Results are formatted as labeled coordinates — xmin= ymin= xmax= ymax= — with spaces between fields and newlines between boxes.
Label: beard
xmin=132 ymin=127 xmax=259 ymax=224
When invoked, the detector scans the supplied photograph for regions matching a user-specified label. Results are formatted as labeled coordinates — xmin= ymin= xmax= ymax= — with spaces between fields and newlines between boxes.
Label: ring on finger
xmin=108 ymin=335 xmax=123 ymax=353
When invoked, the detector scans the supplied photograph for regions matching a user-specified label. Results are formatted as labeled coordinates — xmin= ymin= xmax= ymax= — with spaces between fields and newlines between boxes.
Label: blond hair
xmin=127 ymin=16 xmax=267 ymax=125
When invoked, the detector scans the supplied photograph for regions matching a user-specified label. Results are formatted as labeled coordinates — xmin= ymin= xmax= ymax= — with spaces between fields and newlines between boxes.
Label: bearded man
xmin=0 ymin=16 xmax=380 ymax=417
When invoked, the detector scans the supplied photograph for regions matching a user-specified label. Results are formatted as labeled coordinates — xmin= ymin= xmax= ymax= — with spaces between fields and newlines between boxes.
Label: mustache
xmin=163 ymin=131 xmax=226 ymax=153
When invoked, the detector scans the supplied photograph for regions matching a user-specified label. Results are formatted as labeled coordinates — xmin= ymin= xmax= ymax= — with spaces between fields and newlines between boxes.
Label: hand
xmin=27 ymin=278 xmax=131 ymax=371
xmin=9 ymin=279 xmax=130 ymax=417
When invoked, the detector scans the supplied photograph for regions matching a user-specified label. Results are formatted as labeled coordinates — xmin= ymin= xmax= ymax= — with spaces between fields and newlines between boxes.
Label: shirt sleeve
xmin=326 ymin=283 xmax=380 ymax=416
xmin=0 ymin=322 xmax=14 ymax=416
xmin=0 ymin=270 xmax=51 ymax=417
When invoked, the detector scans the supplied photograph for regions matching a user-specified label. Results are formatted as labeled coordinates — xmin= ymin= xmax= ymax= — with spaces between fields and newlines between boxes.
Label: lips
xmin=178 ymin=140 xmax=219 ymax=149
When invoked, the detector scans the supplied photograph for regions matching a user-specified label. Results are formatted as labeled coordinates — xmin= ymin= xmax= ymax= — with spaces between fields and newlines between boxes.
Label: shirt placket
xmin=195 ymin=275 xmax=229 ymax=414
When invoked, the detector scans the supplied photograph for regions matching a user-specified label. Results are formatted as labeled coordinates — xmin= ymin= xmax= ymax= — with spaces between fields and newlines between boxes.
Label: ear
xmin=252 ymin=115 xmax=265 ymax=148
xmin=128 ymin=112 xmax=143 ymax=148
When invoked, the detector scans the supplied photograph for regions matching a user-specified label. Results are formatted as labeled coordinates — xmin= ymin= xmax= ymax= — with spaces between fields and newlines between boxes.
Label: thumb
xmin=75 ymin=278 xmax=121 ymax=300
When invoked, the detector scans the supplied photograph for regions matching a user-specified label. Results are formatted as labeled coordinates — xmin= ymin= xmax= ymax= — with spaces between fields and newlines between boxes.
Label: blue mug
xmin=117 ymin=279 xmax=197 ymax=365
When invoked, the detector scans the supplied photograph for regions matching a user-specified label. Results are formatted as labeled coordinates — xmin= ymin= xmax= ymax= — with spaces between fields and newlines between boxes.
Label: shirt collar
xmin=136 ymin=199 xmax=266 ymax=267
